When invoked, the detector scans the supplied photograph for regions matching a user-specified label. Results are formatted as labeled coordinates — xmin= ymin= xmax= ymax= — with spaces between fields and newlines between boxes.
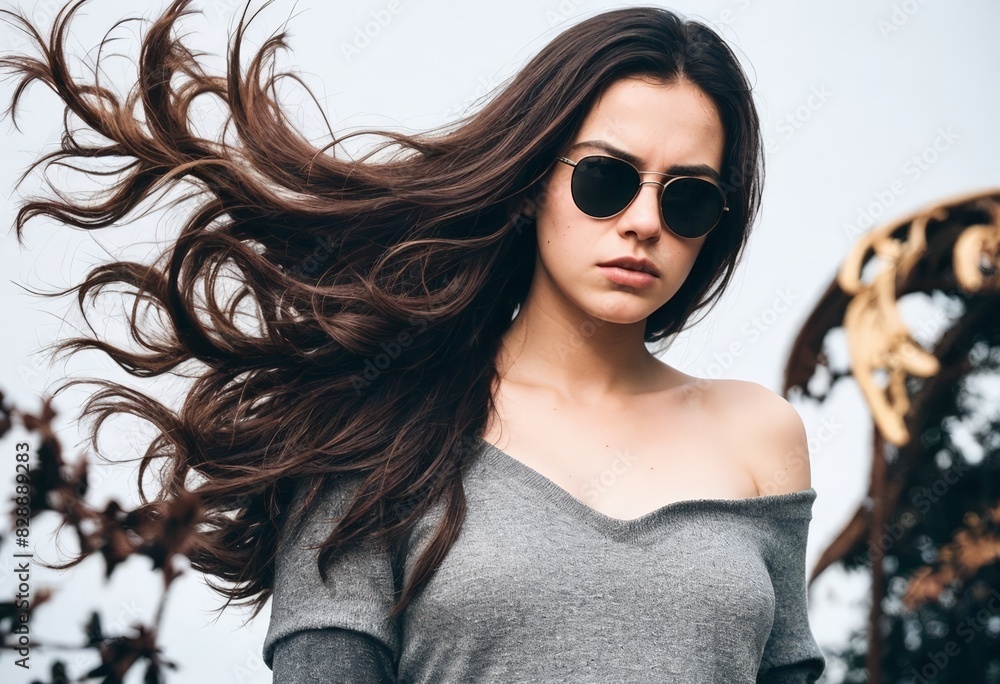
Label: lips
xmin=596 ymin=256 xmax=660 ymax=277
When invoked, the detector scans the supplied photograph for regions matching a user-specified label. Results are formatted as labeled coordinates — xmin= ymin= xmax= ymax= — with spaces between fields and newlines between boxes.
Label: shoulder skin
xmin=704 ymin=379 xmax=814 ymax=497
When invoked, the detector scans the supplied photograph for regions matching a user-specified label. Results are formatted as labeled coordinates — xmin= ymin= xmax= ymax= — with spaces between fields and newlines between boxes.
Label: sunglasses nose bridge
xmin=630 ymin=180 xmax=669 ymax=204
xmin=635 ymin=178 xmax=668 ymax=206
xmin=618 ymin=179 xmax=668 ymax=236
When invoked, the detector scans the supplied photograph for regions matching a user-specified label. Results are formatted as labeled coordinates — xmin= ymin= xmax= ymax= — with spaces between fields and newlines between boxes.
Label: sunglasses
xmin=555 ymin=154 xmax=729 ymax=239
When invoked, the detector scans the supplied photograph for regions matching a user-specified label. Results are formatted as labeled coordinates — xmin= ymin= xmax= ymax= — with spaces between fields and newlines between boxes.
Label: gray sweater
xmin=263 ymin=437 xmax=826 ymax=683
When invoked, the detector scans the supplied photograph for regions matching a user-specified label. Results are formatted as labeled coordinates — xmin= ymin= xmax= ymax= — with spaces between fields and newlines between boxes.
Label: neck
xmin=495 ymin=296 xmax=670 ymax=406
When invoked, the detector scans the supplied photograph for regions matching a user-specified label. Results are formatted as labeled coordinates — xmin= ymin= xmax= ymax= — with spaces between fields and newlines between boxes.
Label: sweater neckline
xmin=475 ymin=436 xmax=817 ymax=538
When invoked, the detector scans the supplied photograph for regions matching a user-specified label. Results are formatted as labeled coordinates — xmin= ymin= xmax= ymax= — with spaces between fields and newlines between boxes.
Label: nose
xmin=615 ymin=180 xmax=663 ymax=242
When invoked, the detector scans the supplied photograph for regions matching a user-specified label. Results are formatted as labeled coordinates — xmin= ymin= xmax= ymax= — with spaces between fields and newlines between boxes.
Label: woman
xmin=2 ymin=1 xmax=825 ymax=681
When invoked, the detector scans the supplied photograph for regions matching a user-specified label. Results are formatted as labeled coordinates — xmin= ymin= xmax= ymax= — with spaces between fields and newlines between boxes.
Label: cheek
xmin=671 ymin=240 xmax=707 ymax=283
xmin=681 ymin=238 xmax=706 ymax=261
xmin=636 ymin=237 xmax=704 ymax=294
xmin=535 ymin=190 xmax=585 ymax=258
xmin=535 ymin=215 xmax=575 ymax=268
xmin=536 ymin=180 xmax=574 ymax=227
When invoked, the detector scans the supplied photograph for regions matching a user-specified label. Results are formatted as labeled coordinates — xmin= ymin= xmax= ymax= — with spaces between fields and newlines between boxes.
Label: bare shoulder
xmin=701 ymin=378 xmax=814 ymax=497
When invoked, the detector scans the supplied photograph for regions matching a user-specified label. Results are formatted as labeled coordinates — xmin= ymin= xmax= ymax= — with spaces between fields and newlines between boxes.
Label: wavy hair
xmin=1 ymin=0 xmax=763 ymax=622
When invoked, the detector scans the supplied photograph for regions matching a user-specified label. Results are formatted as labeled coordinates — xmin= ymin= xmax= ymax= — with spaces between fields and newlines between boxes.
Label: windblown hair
xmin=1 ymin=0 xmax=763 ymax=621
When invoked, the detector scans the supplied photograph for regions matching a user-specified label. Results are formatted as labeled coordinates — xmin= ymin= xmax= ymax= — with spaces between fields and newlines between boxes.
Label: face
xmin=527 ymin=76 xmax=726 ymax=325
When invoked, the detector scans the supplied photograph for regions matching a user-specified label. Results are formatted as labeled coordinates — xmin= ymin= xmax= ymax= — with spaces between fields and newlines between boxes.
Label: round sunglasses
xmin=555 ymin=155 xmax=729 ymax=239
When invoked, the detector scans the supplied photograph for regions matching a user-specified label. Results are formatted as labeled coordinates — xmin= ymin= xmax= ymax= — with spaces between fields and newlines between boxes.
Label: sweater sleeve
xmin=756 ymin=507 xmax=826 ymax=684
xmin=270 ymin=627 xmax=396 ymax=683
xmin=261 ymin=474 xmax=403 ymax=674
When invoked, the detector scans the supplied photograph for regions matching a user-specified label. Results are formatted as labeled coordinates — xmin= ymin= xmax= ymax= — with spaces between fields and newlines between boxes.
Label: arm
xmin=262 ymin=475 xmax=403 ymax=677
xmin=271 ymin=627 xmax=396 ymax=683
xmin=749 ymin=389 xmax=826 ymax=683
xmin=755 ymin=509 xmax=826 ymax=684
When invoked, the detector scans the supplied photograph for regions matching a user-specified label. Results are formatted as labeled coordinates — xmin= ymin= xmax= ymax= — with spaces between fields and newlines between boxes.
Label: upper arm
xmin=261 ymin=475 xmax=402 ymax=673
xmin=710 ymin=385 xmax=823 ymax=682
xmin=719 ymin=380 xmax=814 ymax=497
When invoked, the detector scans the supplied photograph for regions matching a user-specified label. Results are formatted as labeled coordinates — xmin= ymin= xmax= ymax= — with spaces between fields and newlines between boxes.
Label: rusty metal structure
xmin=781 ymin=188 xmax=1000 ymax=682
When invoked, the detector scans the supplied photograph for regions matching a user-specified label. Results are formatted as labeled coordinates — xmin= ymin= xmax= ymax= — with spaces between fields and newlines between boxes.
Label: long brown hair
xmin=1 ymin=0 xmax=763 ymax=622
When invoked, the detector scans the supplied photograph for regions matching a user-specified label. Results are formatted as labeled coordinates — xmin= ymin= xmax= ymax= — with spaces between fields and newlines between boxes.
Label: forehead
xmin=571 ymin=76 xmax=725 ymax=172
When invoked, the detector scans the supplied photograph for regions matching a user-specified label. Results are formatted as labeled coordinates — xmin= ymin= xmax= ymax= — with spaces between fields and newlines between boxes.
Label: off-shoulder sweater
xmin=263 ymin=436 xmax=827 ymax=683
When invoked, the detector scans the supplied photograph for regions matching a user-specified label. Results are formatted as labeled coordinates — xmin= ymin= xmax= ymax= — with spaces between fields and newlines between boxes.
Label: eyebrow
xmin=566 ymin=140 xmax=723 ymax=184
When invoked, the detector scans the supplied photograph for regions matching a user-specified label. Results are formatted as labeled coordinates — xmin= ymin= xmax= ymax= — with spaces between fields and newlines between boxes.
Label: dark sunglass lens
xmin=571 ymin=156 xmax=639 ymax=218
xmin=660 ymin=178 xmax=726 ymax=238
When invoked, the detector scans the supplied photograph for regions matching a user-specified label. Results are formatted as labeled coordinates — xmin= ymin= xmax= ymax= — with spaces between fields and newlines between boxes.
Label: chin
xmin=585 ymin=299 xmax=663 ymax=326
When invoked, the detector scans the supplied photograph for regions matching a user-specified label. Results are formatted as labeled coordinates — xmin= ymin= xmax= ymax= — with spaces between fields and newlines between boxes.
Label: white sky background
xmin=0 ymin=0 xmax=998 ymax=682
